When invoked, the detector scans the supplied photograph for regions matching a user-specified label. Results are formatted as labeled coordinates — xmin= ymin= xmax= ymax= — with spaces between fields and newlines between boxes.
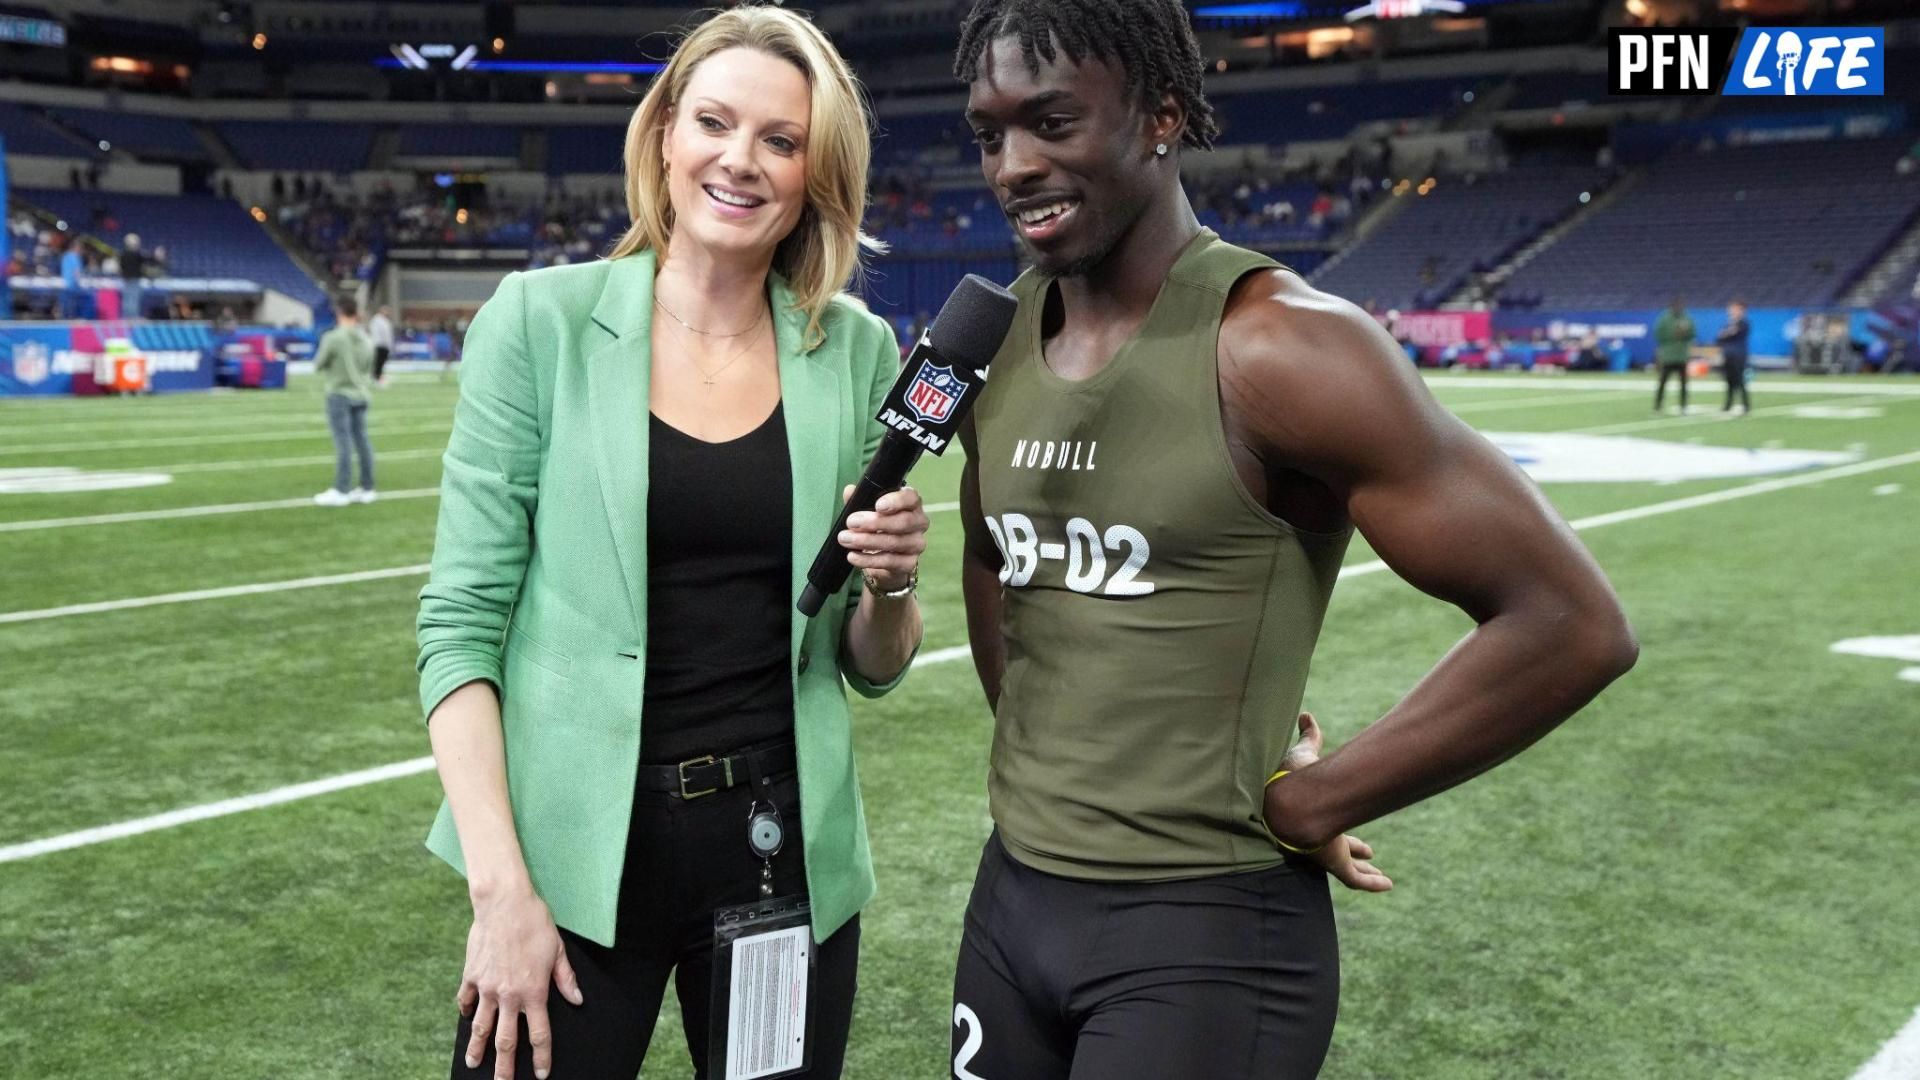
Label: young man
xmin=312 ymin=295 xmax=378 ymax=507
xmin=1653 ymin=297 xmax=1696 ymax=414
xmin=1716 ymin=300 xmax=1751 ymax=413
xmin=949 ymin=3 xmax=1639 ymax=1076
xmin=368 ymin=303 xmax=395 ymax=386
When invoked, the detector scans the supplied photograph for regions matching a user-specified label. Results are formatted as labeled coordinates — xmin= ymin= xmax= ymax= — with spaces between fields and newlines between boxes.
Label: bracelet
xmin=863 ymin=566 xmax=918 ymax=599
xmin=1263 ymin=769 xmax=1323 ymax=855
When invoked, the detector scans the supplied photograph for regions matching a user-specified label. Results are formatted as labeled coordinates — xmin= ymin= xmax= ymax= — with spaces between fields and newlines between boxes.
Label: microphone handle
xmin=796 ymin=434 xmax=925 ymax=617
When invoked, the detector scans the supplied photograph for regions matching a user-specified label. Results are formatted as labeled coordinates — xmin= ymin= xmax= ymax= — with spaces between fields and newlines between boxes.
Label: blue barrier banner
xmin=1490 ymin=307 xmax=1876 ymax=365
xmin=0 ymin=321 xmax=215 ymax=396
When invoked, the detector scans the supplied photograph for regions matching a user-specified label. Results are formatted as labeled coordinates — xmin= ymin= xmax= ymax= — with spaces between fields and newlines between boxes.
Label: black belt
xmin=637 ymin=741 xmax=797 ymax=800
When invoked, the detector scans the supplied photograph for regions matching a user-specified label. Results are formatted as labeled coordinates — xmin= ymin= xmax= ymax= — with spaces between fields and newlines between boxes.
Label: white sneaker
xmin=314 ymin=489 xmax=351 ymax=507
xmin=348 ymin=488 xmax=378 ymax=505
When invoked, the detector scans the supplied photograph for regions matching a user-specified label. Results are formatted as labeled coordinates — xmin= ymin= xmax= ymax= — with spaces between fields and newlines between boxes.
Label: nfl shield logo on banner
xmin=12 ymin=342 xmax=51 ymax=387
xmin=905 ymin=361 xmax=963 ymax=425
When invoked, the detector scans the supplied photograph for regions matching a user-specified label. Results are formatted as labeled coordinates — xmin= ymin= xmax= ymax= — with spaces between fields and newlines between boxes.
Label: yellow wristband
xmin=1262 ymin=769 xmax=1323 ymax=855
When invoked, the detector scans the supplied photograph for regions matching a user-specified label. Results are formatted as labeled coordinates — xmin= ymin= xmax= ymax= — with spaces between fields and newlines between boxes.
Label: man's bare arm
xmin=1221 ymin=273 xmax=1640 ymax=850
xmin=958 ymin=421 xmax=1007 ymax=713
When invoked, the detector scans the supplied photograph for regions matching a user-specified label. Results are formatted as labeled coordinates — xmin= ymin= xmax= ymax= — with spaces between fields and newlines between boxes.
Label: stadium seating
xmin=1310 ymin=166 xmax=1605 ymax=310
xmin=46 ymin=107 xmax=206 ymax=162
xmin=1212 ymin=76 xmax=1483 ymax=145
xmin=1501 ymin=137 xmax=1920 ymax=309
xmin=1503 ymin=72 xmax=1611 ymax=112
xmin=397 ymin=125 xmax=522 ymax=160
xmin=0 ymin=101 xmax=102 ymax=158
xmin=15 ymin=188 xmax=329 ymax=307
xmin=215 ymin=120 xmax=376 ymax=172
xmin=545 ymin=125 xmax=627 ymax=176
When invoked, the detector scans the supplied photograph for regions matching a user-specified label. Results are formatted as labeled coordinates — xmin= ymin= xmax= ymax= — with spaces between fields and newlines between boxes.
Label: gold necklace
xmin=653 ymin=293 xmax=764 ymax=337
xmin=687 ymin=317 xmax=767 ymax=386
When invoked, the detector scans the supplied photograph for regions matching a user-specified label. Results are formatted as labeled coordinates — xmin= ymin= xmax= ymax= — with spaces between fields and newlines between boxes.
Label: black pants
xmin=374 ymin=345 xmax=390 ymax=380
xmin=951 ymin=831 xmax=1339 ymax=1080
xmin=1654 ymin=362 xmax=1689 ymax=411
xmin=1722 ymin=360 xmax=1750 ymax=411
xmin=451 ymin=767 xmax=860 ymax=1079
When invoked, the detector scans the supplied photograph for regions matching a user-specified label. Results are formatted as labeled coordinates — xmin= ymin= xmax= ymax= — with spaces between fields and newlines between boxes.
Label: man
xmin=1716 ymin=300 xmax=1751 ymax=414
xmin=1653 ymin=296 xmax=1695 ymax=414
xmin=58 ymin=240 xmax=86 ymax=320
xmin=949 ymin=3 xmax=1638 ymax=1076
xmin=312 ymin=295 xmax=378 ymax=507
xmin=368 ymin=303 xmax=395 ymax=386
xmin=119 ymin=233 xmax=147 ymax=320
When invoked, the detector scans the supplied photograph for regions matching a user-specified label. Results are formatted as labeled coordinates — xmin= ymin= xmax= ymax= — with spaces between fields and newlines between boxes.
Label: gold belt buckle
xmin=677 ymin=754 xmax=730 ymax=799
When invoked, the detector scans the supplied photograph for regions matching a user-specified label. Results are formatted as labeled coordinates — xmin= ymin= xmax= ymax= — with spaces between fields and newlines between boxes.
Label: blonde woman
xmin=417 ymin=9 xmax=925 ymax=1078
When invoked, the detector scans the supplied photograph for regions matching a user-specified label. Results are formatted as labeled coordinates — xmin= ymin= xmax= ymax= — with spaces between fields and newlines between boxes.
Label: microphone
xmin=797 ymin=274 xmax=1018 ymax=617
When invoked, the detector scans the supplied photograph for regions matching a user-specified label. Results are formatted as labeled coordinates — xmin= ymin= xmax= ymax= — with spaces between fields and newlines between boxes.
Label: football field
xmin=2 ymin=370 xmax=1917 ymax=1079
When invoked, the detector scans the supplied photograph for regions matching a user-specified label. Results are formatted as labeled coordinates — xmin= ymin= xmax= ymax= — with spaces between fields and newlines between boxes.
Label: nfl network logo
xmin=905 ymin=361 xmax=964 ymax=425
xmin=1608 ymin=27 xmax=1883 ymax=96
xmin=11 ymin=341 xmax=50 ymax=386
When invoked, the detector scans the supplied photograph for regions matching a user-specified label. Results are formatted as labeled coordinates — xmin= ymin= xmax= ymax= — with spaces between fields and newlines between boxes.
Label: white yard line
xmin=1853 ymin=1006 xmax=1920 ymax=1080
xmin=0 ymin=488 xmax=441 ymax=533
xmin=0 ymin=423 xmax=452 ymax=456
xmin=0 ymin=758 xmax=442 ymax=864
xmin=1 ymin=481 xmax=901 ymax=534
xmin=0 ymin=404 xmax=452 ymax=436
xmin=0 ymin=420 xmax=451 ymax=453
xmin=158 ymin=447 xmax=443 ymax=475
xmin=0 ymin=563 xmax=432 ymax=625
xmin=1320 ymin=450 xmax=1920 ymax=579
xmin=1446 ymin=390 xmax=1645 ymax=414
xmin=1570 ymin=394 xmax=1907 ymax=436
xmin=1422 ymin=375 xmax=1920 ymax=398
xmin=0 ymin=643 xmax=984 ymax=864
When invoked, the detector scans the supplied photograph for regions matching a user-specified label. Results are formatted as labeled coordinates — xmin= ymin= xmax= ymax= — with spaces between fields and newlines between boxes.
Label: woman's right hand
xmin=458 ymin=884 xmax=585 ymax=1080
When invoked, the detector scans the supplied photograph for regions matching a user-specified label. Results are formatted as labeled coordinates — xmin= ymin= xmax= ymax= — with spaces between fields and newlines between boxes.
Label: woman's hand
xmin=1270 ymin=712 xmax=1394 ymax=894
xmin=458 ymin=884 xmax=584 ymax=1080
xmin=839 ymin=484 xmax=929 ymax=593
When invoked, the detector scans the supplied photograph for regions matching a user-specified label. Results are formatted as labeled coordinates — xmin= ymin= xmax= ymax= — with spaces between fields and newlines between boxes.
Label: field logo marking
xmin=1829 ymin=635 xmax=1920 ymax=685
xmin=1790 ymin=405 xmax=1884 ymax=420
xmin=1486 ymin=432 xmax=1855 ymax=484
xmin=0 ymin=467 xmax=172 ymax=494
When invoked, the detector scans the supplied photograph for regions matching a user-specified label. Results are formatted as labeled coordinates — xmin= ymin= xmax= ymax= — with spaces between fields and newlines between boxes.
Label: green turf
xmin=2 ymin=371 xmax=1917 ymax=1078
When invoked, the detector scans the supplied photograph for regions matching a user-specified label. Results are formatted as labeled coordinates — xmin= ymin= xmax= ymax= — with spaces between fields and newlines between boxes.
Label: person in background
xmin=59 ymin=239 xmax=86 ymax=320
xmin=369 ymin=303 xmax=396 ymax=386
xmin=1716 ymin=300 xmax=1750 ymax=414
xmin=119 ymin=233 xmax=147 ymax=320
xmin=312 ymin=294 xmax=378 ymax=507
xmin=1652 ymin=296 xmax=1695 ymax=414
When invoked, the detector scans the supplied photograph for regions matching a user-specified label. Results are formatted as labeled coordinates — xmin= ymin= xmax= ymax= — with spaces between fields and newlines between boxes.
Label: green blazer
xmin=416 ymin=250 xmax=912 ymax=947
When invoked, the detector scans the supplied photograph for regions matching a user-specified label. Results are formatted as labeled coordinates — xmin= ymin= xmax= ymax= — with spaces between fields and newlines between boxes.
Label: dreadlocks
xmin=953 ymin=0 xmax=1220 ymax=151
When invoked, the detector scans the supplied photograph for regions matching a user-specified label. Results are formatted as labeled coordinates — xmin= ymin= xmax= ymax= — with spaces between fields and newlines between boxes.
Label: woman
xmin=416 ymin=9 xmax=925 ymax=1079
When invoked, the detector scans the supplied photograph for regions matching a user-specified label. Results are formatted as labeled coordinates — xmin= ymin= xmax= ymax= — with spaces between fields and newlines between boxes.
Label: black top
xmin=639 ymin=402 xmax=795 ymax=764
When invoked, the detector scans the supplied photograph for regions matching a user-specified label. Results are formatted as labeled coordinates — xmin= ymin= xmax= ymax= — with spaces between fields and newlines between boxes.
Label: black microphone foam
xmin=928 ymin=274 xmax=1021 ymax=372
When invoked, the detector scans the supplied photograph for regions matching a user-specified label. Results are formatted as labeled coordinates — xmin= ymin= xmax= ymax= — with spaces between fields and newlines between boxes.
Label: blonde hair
xmin=609 ymin=5 xmax=883 ymax=350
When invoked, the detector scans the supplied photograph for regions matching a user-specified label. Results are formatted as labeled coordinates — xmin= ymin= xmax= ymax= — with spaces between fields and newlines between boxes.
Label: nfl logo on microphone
xmin=905 ymin=361 xmax=964 ymax=425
